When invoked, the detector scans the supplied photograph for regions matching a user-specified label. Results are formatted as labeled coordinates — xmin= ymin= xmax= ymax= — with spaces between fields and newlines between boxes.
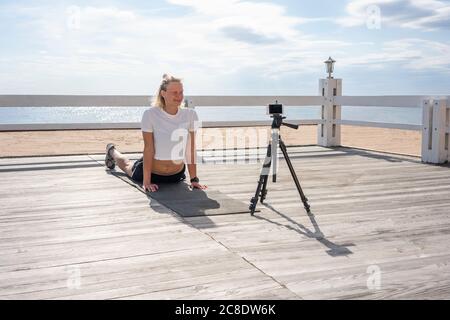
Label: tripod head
xmin=270 ymin=113 xmax=299 ymax=130
xmin=268 ymin=103 xmax=298 ymax=130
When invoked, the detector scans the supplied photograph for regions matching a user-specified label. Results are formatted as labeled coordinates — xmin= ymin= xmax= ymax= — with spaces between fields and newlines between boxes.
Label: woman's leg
xmin=110 ymin=148 xmax=134 ymax=177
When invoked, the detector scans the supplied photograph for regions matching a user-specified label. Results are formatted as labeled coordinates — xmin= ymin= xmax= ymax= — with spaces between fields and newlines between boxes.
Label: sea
xmin=0 ymin=106 xmax=422 ymax=125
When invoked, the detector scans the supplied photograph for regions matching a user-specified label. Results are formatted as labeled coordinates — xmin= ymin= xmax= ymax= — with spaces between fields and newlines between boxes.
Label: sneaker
xmin=105 ymin=143 xmax=116 ymax=169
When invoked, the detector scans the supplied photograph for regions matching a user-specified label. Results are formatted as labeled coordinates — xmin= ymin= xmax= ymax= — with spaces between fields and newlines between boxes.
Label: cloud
xmin=339 ymin=38 xmax=450 ymax=73
xmin=0 ymin=1 xmax=449 ymax=95
xmin=0 ymin=1 xmax=351 ymax=90
xmin=219 ymin=26 xmax=284 ymax=44
xmin=337 ymin=0 xmax=450 ymax=30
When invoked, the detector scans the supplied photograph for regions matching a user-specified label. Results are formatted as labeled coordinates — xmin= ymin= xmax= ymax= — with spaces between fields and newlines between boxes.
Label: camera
xmin=267 ymin=103 xmax=283 ymax=115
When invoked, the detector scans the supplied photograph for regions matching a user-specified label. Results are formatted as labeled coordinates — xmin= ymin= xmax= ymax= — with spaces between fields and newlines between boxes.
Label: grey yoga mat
xmin=110 ymin=172 xmax=259 ymax=217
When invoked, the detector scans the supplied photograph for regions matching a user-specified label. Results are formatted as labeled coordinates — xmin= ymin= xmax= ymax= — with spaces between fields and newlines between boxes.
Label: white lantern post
xmin=318 ymin=57 xmax=342 ymax=147
xmin=421 ymin=98 xmax=448 ymax=163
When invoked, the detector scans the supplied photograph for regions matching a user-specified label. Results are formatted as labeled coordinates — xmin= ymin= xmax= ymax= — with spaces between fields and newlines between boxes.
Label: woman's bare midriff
xmin=152 ymin=159 xmax=184 ymax=175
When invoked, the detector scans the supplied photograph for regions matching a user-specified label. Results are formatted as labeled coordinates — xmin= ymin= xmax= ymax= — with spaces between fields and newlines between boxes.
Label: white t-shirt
xmin=141 ymin=106 xmax=199 ymax=161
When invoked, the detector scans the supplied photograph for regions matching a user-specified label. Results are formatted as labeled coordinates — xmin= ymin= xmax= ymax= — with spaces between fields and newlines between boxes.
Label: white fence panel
xmin=334 ymin=96 xmax=447 ymax=108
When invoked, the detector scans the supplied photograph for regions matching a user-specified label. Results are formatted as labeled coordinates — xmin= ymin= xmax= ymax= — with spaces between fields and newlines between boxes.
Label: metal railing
xmin=0 ymin=94 xmax=449 ymax=163
xmin=0 ymin=95 xmax=325 ymax=131
xmin=1 ymin=94 xmax=444 ymax=131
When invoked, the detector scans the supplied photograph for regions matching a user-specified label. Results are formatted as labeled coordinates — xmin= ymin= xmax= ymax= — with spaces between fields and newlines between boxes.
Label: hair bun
xmin=162 ymin=73 xmax=169 ymax=80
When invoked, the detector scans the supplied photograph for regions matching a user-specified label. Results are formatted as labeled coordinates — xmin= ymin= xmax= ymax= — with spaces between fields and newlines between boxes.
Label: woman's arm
xmin=186 ymin=131 xmax=196 ymax=178
xmin=186 ymin=131 xmax=207 ymax=189
xmin=142 ymin=131 xmax=158 ymax=192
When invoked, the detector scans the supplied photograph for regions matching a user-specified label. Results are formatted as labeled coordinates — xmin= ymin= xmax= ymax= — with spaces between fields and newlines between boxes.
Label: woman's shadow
xmin=147 ymin=182 xmax=221 ymax=219
xmin=255 ymin=203 xmax=355 ymax=257
xmin=108 ymin=170 xmax=220 ymax=226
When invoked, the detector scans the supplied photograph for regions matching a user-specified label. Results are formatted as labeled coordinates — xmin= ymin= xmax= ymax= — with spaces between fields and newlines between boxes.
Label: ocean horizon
xmin=0 ymin=106 xmax=422 ymax=126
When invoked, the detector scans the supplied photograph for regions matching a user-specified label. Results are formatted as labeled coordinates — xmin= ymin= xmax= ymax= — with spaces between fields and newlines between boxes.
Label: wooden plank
xmin=334 ymin=95 xmax=442 ymax=108
xmin=0 ymin=120 xmax=323 ymax=132
xmin=2 ymin=146 xmax=450 ymax=299
xmin=0 ymin=95 xmax=325 ymax=107
xmin=337 ymin=120 xmax=421 ymax=131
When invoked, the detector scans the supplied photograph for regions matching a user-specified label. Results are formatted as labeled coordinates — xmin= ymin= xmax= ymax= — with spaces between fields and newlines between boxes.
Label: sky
xmin=0 ymin=0 xmax=449 ymax=95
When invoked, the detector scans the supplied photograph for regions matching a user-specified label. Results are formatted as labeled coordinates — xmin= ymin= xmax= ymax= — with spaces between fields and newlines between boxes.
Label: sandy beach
xmin=0 ymin=125 xmax=421 ymax=158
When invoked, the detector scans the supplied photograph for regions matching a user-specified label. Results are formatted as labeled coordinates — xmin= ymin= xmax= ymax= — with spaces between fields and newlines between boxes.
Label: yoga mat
xmin=110 ymin=171 xmax=259 ymax=217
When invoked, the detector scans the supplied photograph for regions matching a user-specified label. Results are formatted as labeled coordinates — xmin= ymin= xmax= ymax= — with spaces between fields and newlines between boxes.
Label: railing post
xmin=318 ymin=78 xmax=342 ymax=147
xmin=421 ymin=98 xmax=448 ymax=164
xmin=448 ymin=100 xmax=450 ymax=164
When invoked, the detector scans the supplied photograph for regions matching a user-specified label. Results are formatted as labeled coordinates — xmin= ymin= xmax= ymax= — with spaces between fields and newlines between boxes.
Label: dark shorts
xmin=130 ymin=157 xmax=186 ymax=184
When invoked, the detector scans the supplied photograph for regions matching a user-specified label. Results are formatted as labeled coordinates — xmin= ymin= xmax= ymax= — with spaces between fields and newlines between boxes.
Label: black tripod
xmin=249 ymin=113 xmax=311 ymax=215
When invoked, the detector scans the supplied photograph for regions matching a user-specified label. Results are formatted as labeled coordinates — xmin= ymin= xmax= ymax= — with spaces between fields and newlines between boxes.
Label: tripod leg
xmin=271 ymin=129 xmax=278 ymax=183
xmin=279 ymin=138 xmax=311 ymax=214
xmin=249 ymin=143 xmax=272 ymax=215
xmin=260 ymin=173 xmax=268 ymax=203
xmin=260 ymin=143 xmax=271 ymax=203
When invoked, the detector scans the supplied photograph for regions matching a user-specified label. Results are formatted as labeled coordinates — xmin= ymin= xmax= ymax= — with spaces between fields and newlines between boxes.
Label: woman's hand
xmin=191 ymin=182 xmax=207 ymax=190
xmin=143 ymin=180 xmax=159 ymax=192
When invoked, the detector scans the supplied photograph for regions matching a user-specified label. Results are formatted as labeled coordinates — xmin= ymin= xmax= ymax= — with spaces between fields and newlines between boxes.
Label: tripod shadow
xmin=255 ymin=203 xmax=354 ymax=257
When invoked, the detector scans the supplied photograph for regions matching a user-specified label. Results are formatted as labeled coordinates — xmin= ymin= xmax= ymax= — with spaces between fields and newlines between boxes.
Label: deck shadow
xmin=199 ymin=145 xmax=422 ymax=165
xmin=333 ymin=146 xmax=421 ymax=163
xmin=0 ymin=163 xmax=101 ymax=173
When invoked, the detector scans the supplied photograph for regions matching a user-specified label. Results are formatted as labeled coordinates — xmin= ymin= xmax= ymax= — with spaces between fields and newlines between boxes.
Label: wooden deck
xmin=1 ymin=145 xmax=450 ymax=300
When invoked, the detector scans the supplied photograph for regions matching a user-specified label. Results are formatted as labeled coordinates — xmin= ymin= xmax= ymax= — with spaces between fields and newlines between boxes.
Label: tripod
xmin=249 ymin=113 xmax=311 ymax=215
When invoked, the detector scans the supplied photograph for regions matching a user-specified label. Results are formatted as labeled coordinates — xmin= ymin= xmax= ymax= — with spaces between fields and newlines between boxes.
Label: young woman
xmin=105 ymin=74 xmax=206 ymax=192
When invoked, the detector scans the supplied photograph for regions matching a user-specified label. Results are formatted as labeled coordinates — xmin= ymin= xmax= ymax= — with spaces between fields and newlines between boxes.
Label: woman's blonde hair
xmin=152 ymin=74 xmax=184 ymax=108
